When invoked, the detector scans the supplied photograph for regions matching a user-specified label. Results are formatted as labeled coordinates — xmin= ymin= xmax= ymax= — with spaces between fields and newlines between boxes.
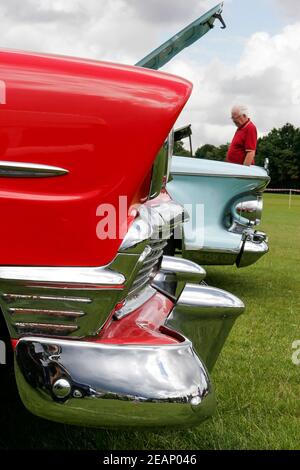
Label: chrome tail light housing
xmin=233 ymin=194 xmax=263 ymax=228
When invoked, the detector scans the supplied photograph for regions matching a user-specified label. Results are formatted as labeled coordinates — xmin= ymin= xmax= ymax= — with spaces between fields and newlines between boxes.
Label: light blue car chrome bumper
xmin=14 ymin=257 xmax=244 ymax=429
xmin=237 ymin=231 xmax=269 ymax=268
xmin=183 ymin=230 xmax=269 ymax=268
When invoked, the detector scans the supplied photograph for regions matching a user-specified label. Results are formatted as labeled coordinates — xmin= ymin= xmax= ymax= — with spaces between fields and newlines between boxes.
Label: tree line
xmin=174 ymin=123 xmax=300 ymax=189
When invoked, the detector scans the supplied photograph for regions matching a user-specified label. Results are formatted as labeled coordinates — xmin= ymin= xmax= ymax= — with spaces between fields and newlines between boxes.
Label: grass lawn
xmin=0 ymin=194 xmax=299 ymax=450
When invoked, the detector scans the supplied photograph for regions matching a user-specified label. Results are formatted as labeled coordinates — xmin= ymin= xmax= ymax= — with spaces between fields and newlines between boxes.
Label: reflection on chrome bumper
xmin=183 ymin=230 xmax=269 ymax=268
xmin=160 ymin=256 xmax=206 ymax=282
xmin=183 ymin=248 xmax=240 ymax=267
xmin=237 ymin=231 xmax=269 ymax=268
xmin=15 ymin=337 xmax=215 ymax=429
xmin=14 ymin=256 xmax=245 ymax=429
xmin=167 ymin=284 xmax=244 ymax=372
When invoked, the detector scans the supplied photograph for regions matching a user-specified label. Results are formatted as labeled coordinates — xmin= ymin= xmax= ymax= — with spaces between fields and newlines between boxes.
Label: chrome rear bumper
xmin=15 ymin=337 xmax=215 ymax=429
xmin=237 ymin=231 xmax=269 ymax=268
xmin=14 ymin=256 xmax=244 ymax=428
xmin=183 ymin=230 xmax=269 ymax=268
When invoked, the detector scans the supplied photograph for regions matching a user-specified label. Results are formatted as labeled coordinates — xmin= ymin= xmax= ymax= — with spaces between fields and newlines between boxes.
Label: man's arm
xmin=244 ymin=150 xmax=255 ymax=166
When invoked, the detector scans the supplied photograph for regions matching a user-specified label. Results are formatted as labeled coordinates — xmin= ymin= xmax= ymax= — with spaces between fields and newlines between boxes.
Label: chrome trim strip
xmin=0 ymin=258 xmax=130 ymax=338
xmin=2 ymin=293 xmax=92 ymax=303
xmin=15 ymin=336 xmax=215 ymax=428
xmin=189 ymin=246 xmax=240 ymax=255
xmin=0 ymin=265 xmax=125 ymax=286
xmin=124 ymin=240 xmax=166 ymax=299
xmin=18 ymin=335 xmax=190 ymax=350
xmin=14 ymin=322 xmax=78 ymax=335
xmin=171 ymin=171 xmax=270 ymax=181
xmin=9 ymin=308 xmax=86 ymax=318
xmin=0 ymin=160 xmax=68 ymax=177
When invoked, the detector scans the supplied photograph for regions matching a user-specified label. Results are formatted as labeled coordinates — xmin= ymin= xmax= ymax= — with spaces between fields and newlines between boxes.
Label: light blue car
xmin=138 ymin=2 xmax=270 ymax=268
xmin=167 ymin=152 xmax=269 ymax=267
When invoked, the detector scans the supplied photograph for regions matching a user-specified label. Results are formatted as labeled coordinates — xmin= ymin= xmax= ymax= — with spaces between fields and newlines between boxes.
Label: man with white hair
xmin=226 ymin=105 xmax=257 ymax=166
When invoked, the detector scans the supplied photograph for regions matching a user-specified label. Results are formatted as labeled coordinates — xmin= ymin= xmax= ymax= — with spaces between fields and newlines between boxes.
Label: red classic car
xmin=0 ymin=3 xmax=244 ymax=428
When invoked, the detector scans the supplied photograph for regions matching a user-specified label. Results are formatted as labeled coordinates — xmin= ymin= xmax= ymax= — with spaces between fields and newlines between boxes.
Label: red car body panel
xmin=0 ymin=50 xmax=192 ymax=267
xmin=96 ymin=292 xmax=177 ymax=345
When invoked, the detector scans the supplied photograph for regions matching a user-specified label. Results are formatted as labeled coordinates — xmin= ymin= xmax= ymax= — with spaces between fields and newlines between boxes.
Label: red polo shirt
xmin=226 ymin=119 xmax=257 ymax=165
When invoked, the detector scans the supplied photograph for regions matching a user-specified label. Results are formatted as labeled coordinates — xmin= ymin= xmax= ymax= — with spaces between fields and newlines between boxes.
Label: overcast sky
xmin=1 ymin=0 xmax=300 ymax=148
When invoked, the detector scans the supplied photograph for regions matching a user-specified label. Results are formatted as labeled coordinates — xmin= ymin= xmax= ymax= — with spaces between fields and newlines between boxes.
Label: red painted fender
xmin=0 ymin=50 xmax=192 ymax=266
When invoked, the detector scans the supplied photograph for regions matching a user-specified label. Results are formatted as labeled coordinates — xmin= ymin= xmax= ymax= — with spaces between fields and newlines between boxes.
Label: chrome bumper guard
xmin=237 ymin=230 xmax=269 ymax=268
xmin=166 ymin=284 xmax=244 ymax=372
xmin=15 ymin=256 xmax=244 ymax=428
xmin=15 ymin=337 xmax=215 ymax=429
xmin=152 ymin=255 xmax=206 ymax=297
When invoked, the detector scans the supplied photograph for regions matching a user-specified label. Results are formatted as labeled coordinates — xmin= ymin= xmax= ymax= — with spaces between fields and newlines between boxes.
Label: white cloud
xmin=1 ymin=0 xmax=300 ymax=151
xmin=126 ymin=0 xmax=210 ymax=23
xmin=166 ymin=20 xmax=300 ymax=148
xmin=274 ymin=0 xmax=300 ymax=19
xmin=0 ymin=0 xmax=221 ymax=63
xmin=0 ymin=0 xmax=153 ymax=62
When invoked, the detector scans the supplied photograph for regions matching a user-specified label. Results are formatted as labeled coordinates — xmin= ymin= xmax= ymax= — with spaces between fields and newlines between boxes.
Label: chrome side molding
xmin=0 ymin=256 xmax=134 ymax=339
xmin=171 ymin=169 xmax=271 ymax=181
xmin=0 ymin=265 xmax=125 ymax=286
xmin=0 ymin=161 xmax=68 ymax=177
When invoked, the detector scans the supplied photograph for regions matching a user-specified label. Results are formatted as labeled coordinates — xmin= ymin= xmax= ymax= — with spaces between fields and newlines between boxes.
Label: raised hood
xmin=136 ymin=2 xmax=225 ymax=70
